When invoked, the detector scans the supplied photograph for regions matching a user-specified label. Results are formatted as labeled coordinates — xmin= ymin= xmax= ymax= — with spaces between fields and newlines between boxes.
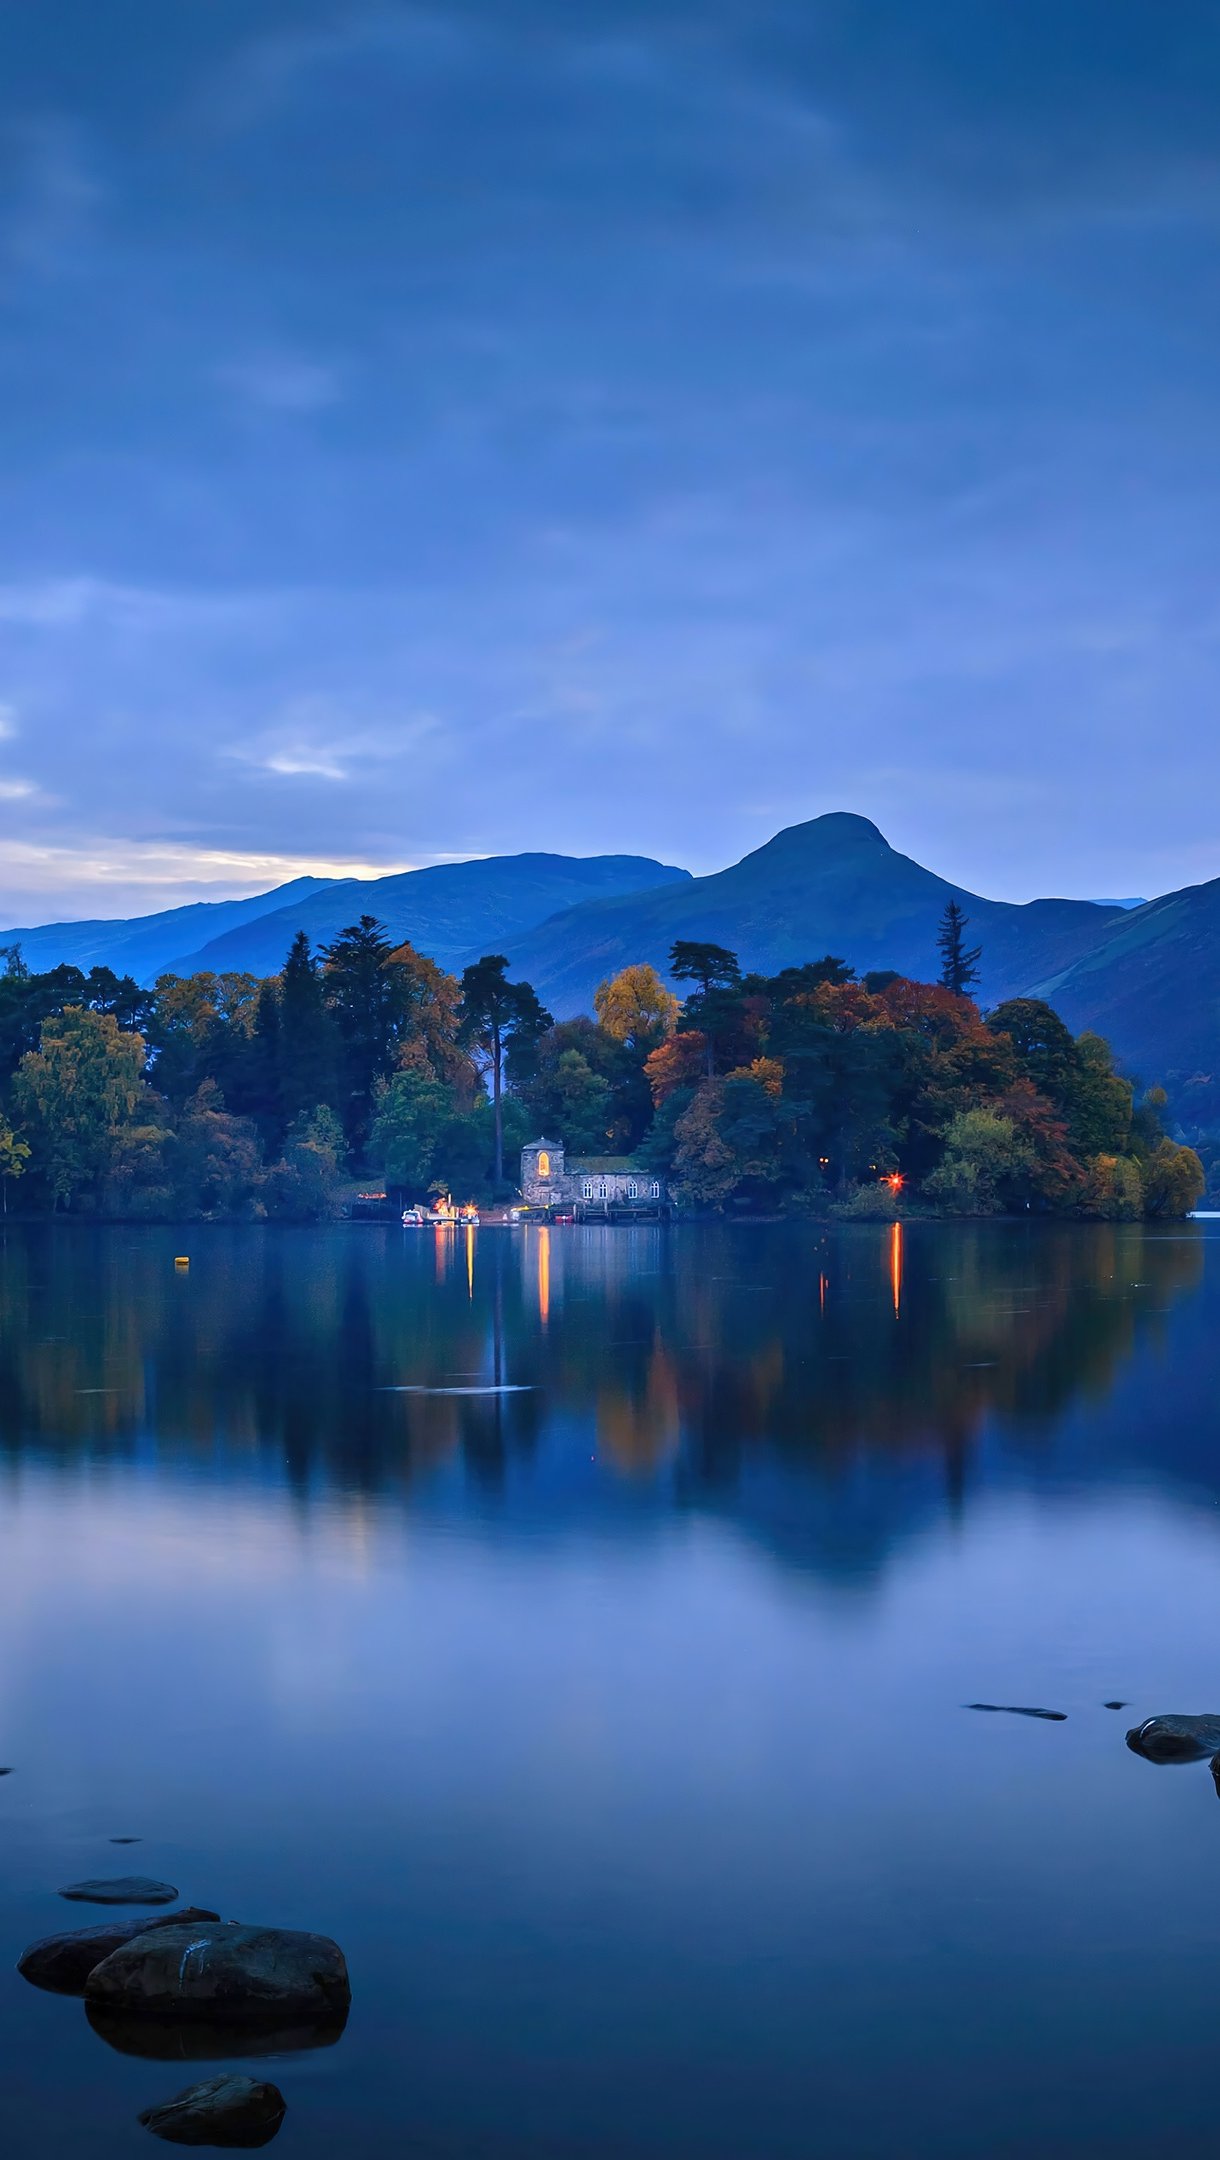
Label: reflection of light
xmin=434 ymin=1226 xmax=447 ymax=1283
xmin=819 ymin=1271 xmax=827 ymax=1314
xmin=537 ymin=1226 xmax=550 ymax=1328
xmin=890 ymin=1221 xmax=903 ymax=1315
xmin=466 ymin=1222 xmax=474 ymax=1300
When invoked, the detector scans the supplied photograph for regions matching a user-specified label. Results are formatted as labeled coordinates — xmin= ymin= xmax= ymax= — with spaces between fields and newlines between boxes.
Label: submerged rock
xmin=965 ymin=1703 xmax=1067 ymax=1722
xmin=19 ymin=1909 xmax=220 ymax=1995
xmin=139 ymin=2073 xmax=286 ymax=2147
xmin=59 ymin=1876 xmax=179 ymax=1906
xmin=86 ymin=1922 xmax=351 ymax=2024
xmin=1126 ymin=1713 xmax=1220 ymax=1763
xmin=1104 ymin=1701 xmax=1129 ymax=1710
xmin=89 ymin=2003 xmax=347 ymax=2062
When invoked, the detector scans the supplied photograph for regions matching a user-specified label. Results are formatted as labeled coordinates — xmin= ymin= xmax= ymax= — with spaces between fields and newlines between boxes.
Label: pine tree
xmin=937 ymin=900 xmax=982 ymax=997
xmin=279 ymin=932 xmax=338 ymax=1138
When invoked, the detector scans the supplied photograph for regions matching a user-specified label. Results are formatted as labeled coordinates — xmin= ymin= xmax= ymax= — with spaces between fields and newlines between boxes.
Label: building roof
xmin=568 ymin=1156 xmax=643 ymax=1174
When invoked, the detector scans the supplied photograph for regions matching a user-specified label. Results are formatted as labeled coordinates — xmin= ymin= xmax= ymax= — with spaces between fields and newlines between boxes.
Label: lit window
xmin=650 ymin=1183 xmax=660 ymax=1198
xmin=537 ymin=1150 xmax=550 ymax=1178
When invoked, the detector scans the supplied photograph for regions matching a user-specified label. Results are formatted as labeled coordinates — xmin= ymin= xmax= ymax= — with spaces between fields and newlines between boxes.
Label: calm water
xmin=2 ymin=1219 xmax=1220 ymax=2157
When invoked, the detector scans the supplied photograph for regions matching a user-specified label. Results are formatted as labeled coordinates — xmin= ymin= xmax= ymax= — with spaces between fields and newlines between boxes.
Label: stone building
xmin=520 ymin=1138 xmax=669 ymax=1215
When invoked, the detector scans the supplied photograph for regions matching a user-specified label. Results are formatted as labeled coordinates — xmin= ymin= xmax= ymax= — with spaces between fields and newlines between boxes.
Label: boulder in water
xmin=19 ymin=1909 xmax=220 ymax=1995
xmin=138 ymin=2072 xmax=286 ymax=2146
xmin=86 ymin=1922 xmax=351 ymax=2024
xmin=1125 ymin=1713 xmax=1220 ymax=1762
xmin=59 ymin=1876 xmax=179 ymax=1906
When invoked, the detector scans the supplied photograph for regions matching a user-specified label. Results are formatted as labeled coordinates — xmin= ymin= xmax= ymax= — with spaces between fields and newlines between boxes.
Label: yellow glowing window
xmin=537 ymin=1151 xmax=551 ymax=1178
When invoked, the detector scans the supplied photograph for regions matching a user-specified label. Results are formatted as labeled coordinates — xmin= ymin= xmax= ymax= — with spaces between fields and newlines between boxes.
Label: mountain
xmin=162 ymin=853 xmax=691 ymax=980
xmin=0 ymin=878 xmax=337 ymax=983
xmin=1 ymin=854 xmax=690 ymax=985
xmin=501 ymin=813 xmax=1123 ymax=1017
xmin=1029 ymin=875 xmax=1220 ymax=1085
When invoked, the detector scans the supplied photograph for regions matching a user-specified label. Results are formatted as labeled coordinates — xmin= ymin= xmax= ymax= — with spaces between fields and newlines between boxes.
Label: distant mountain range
xmin=3 ymin=814 xmax=1216 ymax=1090
xmin=0 ymin=855 xmax=691 ymax=985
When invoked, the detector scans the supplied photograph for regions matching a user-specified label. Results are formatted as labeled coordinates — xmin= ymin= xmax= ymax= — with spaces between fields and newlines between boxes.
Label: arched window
xmin=537 ymin=1151 xmax=550 ymax=1178
xmin=582 ymin=1181 xmax=595 ymax=1200
xmin=650 ymin=1182 xmax=660 ymax=1199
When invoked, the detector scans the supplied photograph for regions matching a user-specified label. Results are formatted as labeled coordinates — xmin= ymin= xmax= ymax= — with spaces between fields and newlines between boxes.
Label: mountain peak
xmin=745 ymin=812 xmax=892 ymax=864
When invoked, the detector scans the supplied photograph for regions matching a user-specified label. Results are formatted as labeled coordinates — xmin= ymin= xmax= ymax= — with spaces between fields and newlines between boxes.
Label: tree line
xmin=0 ymin=902 xmax=1204 ymax=1220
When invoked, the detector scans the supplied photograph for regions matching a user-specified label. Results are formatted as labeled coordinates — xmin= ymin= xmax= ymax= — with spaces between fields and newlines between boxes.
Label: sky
xmin=1 ymin=0 xmax=1219 ymax=924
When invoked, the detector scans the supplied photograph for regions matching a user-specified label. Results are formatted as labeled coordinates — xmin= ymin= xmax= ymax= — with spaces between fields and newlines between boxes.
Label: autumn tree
xmin=15 ymin=1007 xmax=148 ymax=1209
xmin=594 ymin=964 xmax=680 ymax=1050
xmin=1142 ymin=1138 xmax=1205 ymax=1218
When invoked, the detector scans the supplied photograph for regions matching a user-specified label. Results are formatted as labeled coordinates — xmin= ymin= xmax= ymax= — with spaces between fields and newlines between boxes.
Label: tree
xmin=669 ymin=941 xmax=743 ymax=1076
xmin=937 ymin=901 xmax=982 ymax=997
xmin=458 ymin=955 xmax=551 ymax=1186
xmin=263 ymin=1105 xmax=346 ymax=1221
xmin=15 ymin=1007 xmax=147 ymax=1209
xmin=923 ymin=1108 xmax=1033 ymax=1215
xmin=594 ymin=964 xmax=680 ymax=1049
xmin=370 ymin=1069 xmax=453 ymax=1194
xmin=0 ymin=1110 xmax=31 ymax=1212
xmin=321 ymin=917 xmax=401 ymax=1150
xmin=669 ymin=941 xmax=741 ymax=996
xmin=172 ymin=1079 xmax=263 ymax=1218
xmin=1142 ymin=1139 xmax=1205 ymax=1218
xmin=277 ymin=932 xmax=338 ymax=1136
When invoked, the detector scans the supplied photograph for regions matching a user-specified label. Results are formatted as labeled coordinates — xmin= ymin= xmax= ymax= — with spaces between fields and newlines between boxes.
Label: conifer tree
xmin=937 ymin=900 xmax=982 ymax=997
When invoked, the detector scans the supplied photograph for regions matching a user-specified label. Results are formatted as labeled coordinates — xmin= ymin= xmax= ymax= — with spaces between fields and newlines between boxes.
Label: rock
xmin=138 ymin=2073 xmax=286 ymax=2147
xmin=1126 ymin=1713 xmax=1220 ymax=1762
xmin=19 ymin=1909 xmax=221 ymax=1996
xmin=86 ymin=1922 xmax=351 ymax=2025
xmin=0 ymin=1766 xmax=12 ymax=1776
xmin=111 ymin=1836 xmax=143 ymax=1844
xmin=965 ymin=1703 xmax=1067 ymax=1721
xmin=59 ymin=1876 xmax=179 ymax=1905
xmin=1104 ymin=1701 xmax=1129 ymax=1710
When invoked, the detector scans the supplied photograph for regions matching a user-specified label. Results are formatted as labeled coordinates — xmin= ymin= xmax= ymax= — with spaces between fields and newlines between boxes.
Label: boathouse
xmin=520 ymin=1138 xmax=670 ymax=1218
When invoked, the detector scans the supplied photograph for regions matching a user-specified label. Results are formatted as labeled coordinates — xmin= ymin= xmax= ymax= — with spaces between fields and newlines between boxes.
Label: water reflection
xmin=0 ymin=1221 xmax=1204 ymax=1568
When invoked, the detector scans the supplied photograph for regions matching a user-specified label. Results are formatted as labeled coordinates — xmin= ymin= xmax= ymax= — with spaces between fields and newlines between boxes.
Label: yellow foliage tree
xmin=594 ymin=964 xmax=680 ymax=1049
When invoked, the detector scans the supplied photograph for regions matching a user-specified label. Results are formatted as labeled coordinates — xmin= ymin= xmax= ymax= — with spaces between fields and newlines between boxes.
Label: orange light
xmin=885 ymin=1172 xmax=904 ymax=1192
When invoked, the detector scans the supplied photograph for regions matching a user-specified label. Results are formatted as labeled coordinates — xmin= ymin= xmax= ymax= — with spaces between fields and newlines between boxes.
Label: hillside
xmin=162 ymin=853 xmax=691 ymax=980
xmin=1030 ymin=875 xmax=1220 ymax=1086
xmin=502 ymin=813 xmax=1122 ymax=1017
xmin=0 ymin=877 xmax=337 ymax=982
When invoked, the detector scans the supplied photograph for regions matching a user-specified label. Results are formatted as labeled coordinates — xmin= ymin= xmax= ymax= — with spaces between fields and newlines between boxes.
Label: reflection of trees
xmin=0 ymin=1222 xmax=1203 ymax=1548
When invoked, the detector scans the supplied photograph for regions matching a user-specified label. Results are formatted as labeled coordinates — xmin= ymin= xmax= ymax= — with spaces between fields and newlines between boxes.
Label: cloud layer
xmin=1 ymin=1 xmax=1219 ymax=918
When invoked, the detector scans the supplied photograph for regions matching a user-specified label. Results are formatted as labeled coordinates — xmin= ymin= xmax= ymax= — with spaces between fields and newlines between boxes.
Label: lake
xmin=2 ymin=1217 xmax=1220 ymax=2157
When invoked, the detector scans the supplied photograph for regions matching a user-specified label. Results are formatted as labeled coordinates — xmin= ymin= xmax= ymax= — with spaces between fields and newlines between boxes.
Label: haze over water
xmin=3 ymin=1218 xmax=1220 ymax=2156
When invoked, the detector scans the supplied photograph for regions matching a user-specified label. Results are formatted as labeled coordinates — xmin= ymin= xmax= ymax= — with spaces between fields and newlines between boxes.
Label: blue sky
xmin=1 ymin=1 xmax=1218 ymax=921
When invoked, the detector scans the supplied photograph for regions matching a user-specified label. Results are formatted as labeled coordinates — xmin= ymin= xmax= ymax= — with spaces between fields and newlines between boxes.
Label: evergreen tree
xmin=937 ymin=901 xmax=982 ymax=996
xmin=459 ymin=955 xmax=551 ymax=1186
xmin=320 ymin=917 xmax=397 ymax=1151
xmin=278 ymin=933 xmax=338 ymax=1138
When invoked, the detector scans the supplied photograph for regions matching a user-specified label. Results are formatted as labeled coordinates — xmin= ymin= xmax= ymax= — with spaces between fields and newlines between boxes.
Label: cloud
xmin=0 ymin=838 xmax=439 ymax=923
xmin=0 ymin=779 xmax=36 ymax=802
xmin=0 ymin=704 xmax=17 ymax=740
xmin=226 ymin=700 xmax=444 ymax=784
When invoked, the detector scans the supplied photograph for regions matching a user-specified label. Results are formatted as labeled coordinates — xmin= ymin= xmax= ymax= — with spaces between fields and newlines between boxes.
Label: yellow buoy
xmin=174 ymin=1256 xmax=189 ymax=1269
